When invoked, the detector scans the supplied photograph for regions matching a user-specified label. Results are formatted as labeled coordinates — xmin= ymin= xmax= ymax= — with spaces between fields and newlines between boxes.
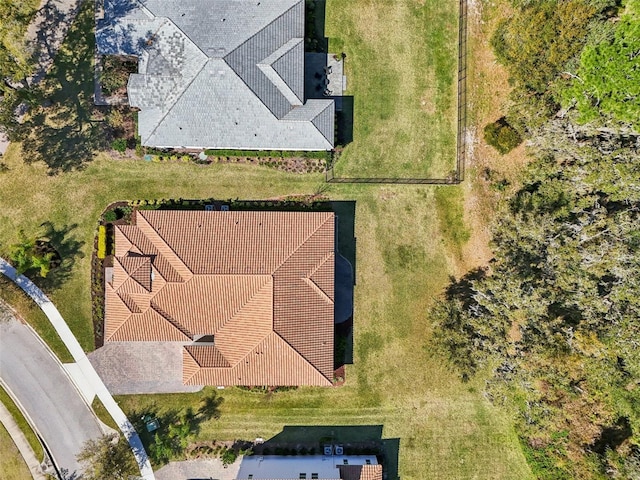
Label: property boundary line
xmin=325 ymin=0 xmax=468 ymax=185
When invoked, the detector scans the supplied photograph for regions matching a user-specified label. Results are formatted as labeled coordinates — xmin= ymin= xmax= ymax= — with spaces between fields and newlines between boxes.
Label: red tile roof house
xmin=103 ymin=209 xmax=336 ymax=387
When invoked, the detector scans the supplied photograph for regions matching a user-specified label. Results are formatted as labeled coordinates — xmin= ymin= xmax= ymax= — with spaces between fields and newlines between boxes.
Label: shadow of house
xmin=303 ymin=0 xmax=354 ymax=147
xmin=253 ymin=425 xmax=399 ymax=480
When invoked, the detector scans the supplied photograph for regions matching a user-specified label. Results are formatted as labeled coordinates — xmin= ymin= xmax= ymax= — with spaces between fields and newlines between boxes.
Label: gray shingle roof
xmin=96 ymin=0 xmax=334 ymax=150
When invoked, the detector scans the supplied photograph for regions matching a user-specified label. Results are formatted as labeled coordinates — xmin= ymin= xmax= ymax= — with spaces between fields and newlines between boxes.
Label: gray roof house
xmin=96 ymin=0 xmax=335 ymax=150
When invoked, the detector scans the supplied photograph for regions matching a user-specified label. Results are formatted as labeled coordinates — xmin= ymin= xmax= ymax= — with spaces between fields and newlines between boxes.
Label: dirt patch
xmin=455 ymin=0 xmax=533 ymax=275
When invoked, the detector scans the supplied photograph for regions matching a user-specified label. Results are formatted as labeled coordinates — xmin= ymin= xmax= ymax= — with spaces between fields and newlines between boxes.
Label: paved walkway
xmin=89 ymin=342 xmax=203 ymax=395
xmin=154 ymin=458 xmax=241 ymax=480
xmin=0 ymin=305 xmax=104 ymax=476
xmin=0 ymin=258 xmax=155 ymax=480
xmin=0 ymin=401 xmax=47 ymax=480
xmin=0 ymin=132 xmax=9 ymax=155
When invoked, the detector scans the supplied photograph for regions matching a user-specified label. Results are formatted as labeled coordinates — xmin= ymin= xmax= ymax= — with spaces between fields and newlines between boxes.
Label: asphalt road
xmin=0 ymin=303 xmax=104 ymax=477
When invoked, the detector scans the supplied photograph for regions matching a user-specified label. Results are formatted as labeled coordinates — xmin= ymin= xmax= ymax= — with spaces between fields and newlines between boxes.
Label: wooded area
xmin=436 ymin=0 xmax=640 ymax=478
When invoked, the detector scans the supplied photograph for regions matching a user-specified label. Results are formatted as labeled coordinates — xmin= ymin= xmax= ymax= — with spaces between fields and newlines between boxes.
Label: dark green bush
xmin=111 ymin=138 xmax=127 ymax=153
xmin=483 ymin=117 xmax=522 ymax=154
xmin=221 ymin=448 xmax=237 ymax=466
xmin=103 ymin=210 xmax=117 ymax=222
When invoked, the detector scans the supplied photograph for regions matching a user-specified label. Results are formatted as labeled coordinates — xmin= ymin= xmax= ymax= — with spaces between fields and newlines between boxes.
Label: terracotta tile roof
xmin=104 ymin=210 xmax=335 ymax=386
xmin=338 ymin=465 xmax=383 ymax=480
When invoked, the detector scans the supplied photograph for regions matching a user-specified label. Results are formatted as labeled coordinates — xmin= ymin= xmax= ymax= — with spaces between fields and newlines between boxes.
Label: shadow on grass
xmin=255 ymin=425 xmax=399 ymax=480
xmin=32 ymin=222 xmax=85 ymax=292
xmin=8 ymin=0 xmax=106 ymax=174
xmin=127 ymin=392 xmax=223 ymax=467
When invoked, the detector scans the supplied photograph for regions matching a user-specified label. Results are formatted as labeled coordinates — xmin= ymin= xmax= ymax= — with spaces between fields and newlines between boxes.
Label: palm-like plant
xmin=8 ymin=230 xmax=55 ymax=277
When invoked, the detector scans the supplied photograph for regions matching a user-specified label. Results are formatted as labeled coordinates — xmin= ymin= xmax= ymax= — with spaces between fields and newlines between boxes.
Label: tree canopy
xmin=563 ymin=2 xmax=640 ymax=128
xmin=0 ymin=0 xmax=37 ymax=86
xmin=77 ymin=433 xmax=138 ymax=480
xmin=435 ymin=123 xmax=640 ymax=478
xmin=435 ymin=1 xmax=640 ymax=477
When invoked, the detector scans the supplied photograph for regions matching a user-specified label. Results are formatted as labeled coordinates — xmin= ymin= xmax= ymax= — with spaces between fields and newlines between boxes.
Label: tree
xmin=77 ymin=433 xmax=138 ymax=480
xmin=8 ymin=230 xmax=55 ymax=277
xmin=0 ymin=0 xmax=37 ymax=86
xmin=490 ymin=0 xmax=616 ymax=131
xmin=221 ymin=447 xmax=238 ymax=467
xmin=563 ymin=5 xmax=640 ymax=129
xmin=433 ymin=123 xmax=640 ymax=478
xmin=483 ymin=117 xmax=522 ymax=154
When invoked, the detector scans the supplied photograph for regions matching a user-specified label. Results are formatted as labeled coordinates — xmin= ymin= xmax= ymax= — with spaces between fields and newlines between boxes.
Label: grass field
xmin=326 ymin=0 xmax=459 ymax=179
xmin=0 ymin=386 xmax=44 ymax=462
xmin=0 ymin=423 xmax=32 ymax=480
xmin=0 ymin=0 xmax=533 ymax=477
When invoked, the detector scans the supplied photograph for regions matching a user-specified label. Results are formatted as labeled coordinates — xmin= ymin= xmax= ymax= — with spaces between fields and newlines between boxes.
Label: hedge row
xmin=97 ymin=225 xmax=107 ymax=259
xmin=203 ymin=149 xmax=330 ymax=160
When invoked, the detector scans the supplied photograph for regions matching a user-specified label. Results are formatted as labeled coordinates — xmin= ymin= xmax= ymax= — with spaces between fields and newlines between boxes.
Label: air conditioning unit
xmin=323 ymin=445 xmax=333 ymax=456
xmin=334 ymin=445 xmax=344 ymax=455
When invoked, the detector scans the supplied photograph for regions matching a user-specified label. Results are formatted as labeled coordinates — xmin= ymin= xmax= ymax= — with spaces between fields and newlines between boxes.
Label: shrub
xmin=97 ymin=226 xmax=107 ymax=259
xmin=111 ymin=138 xmax=127 ymax=153
xmin=221 ymin=448 xmax=237 ymax=467
xmin=103 ymin=210 xmax=117 ymax=222
xmin=483 ymin=117 xmax=522 ymax=154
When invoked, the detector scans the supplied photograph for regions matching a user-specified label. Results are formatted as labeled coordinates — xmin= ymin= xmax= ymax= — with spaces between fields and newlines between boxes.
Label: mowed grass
xmin=327 ymin=0 xmax=458 ymax=178
xmin=0 ymin=423 xmax=32 ymax=480
xmin=0 ymin=148 xmax=531 ymax=479
xmin=0 ymin=386 xmax=44 ymax=461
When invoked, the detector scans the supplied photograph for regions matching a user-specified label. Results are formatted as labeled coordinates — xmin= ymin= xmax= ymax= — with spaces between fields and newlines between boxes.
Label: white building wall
xmin=236 ymin=454 xmax=378 ymax=479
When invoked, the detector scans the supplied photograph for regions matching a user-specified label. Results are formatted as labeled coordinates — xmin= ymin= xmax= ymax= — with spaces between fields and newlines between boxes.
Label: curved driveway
xmin=0 ymin=302 xmax=104 ymax=477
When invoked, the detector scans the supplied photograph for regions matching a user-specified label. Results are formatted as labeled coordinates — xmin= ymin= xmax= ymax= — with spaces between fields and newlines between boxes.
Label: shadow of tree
xmin=32 ymin=221 xmax=85 ymax=291
xmin=127 ymin=392 xmax=224 ymax=466
xmin=10 ymin=0 xmax=107 ymax=174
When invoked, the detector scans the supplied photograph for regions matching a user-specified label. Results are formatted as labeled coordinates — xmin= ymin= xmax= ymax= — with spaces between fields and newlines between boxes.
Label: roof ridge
xmin=271 ymin=331 xmax=333 ymax=384
xmin=124 ymin=256 xmax=152 ymax=292
xmin=182 ymin=347 xmax=200 ymax=384
xmin=143 ymin=55 xmax=209 ymax=144
xmin=223 ymin=1 xmax=302 ymax=117
xmin=310 ymin=101 xmax=334 ymax=143
xmin=307 ymin=250 xmax=334 ymax=280
xmin=117 ymin=290 xmax=143 ymax=313
xmin=271 ymin=213 xmax=334 ymax=274
xmin=215 ymin=276 xmax=273 ymax=367
xmin=302 ymin=276 xmax=333 ymax=305
xmin=149 ymin=300 xmax=194 ymax=339
xmin=136 ymin=211 xmax=193 ymax=280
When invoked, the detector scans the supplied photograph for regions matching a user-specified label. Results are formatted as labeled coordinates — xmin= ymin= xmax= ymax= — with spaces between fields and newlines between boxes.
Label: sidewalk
xmin=0 ymin=401 xmax=47 ymax=480
xmin=0 ymin=258 xmax=155 ymax=480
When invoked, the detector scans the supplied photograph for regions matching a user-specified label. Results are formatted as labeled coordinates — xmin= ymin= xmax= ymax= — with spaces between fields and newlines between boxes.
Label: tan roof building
xmin=104 ymin=210 xmax=335 ymax=386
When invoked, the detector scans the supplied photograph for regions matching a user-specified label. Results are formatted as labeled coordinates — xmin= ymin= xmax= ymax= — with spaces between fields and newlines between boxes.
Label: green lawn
xmin=327 ymin=0 xmax=459 ymax=179
xmin=0 ymin=387 xmax=44 ymax=462
xmin=0 ymin=423 xmax=32 ymax=480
